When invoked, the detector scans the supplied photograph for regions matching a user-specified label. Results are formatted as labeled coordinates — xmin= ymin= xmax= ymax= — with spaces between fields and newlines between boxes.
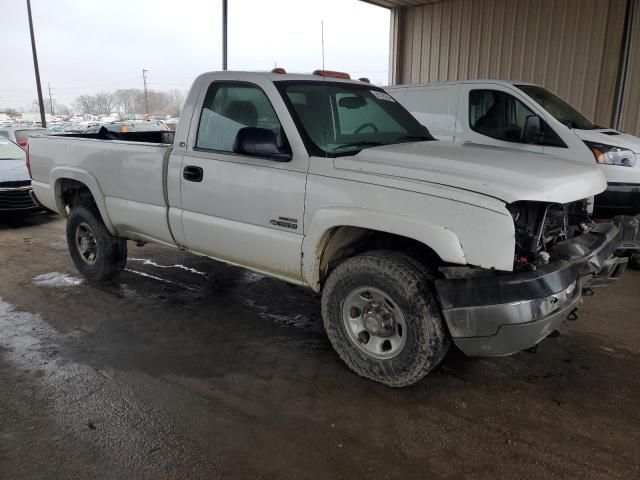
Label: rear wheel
xmin=66 ymin=205 xmax=127 ymax=282
xmin=321 ymin=250 xmax=450 ymax=387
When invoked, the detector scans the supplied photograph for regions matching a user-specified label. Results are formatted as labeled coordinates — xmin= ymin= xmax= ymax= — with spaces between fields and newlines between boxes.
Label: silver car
xmin=0 ymin=138 xmax=41 ymax=214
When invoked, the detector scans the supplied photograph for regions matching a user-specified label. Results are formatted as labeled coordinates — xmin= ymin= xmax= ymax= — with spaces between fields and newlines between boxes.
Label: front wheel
xmin=66 ymin=205 xmax=127 ymax=282
xmin=321 ymin=251 xmax=450 ymax=387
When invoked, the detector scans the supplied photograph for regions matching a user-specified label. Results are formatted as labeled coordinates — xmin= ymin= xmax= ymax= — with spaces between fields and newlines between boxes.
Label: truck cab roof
xmin=193 ymin=70 xmax=374 ymax=87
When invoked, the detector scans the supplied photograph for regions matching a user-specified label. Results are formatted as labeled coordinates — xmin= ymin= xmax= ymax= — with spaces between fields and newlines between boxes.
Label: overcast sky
xmin=0 ymin=0 xmax=389 ymax=112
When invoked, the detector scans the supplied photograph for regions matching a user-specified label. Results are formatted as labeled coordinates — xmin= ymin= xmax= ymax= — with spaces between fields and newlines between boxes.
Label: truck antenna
xmin=321 ymin=20 xmax=325 ymax=70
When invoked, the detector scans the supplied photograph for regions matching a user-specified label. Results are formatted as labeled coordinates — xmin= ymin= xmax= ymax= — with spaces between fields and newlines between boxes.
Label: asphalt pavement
xmin=1 ymin=214 xmax=639 ymax=479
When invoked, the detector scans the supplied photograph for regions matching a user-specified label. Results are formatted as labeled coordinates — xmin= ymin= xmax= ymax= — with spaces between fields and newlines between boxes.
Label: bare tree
xmin=93 ymin=92 xmax=115 ymax=115
xmin=113 ymin=88 xmax=141 ymax=116
xmin=73 ymin=95 xmax=96 ymax=115
xmin=56 ymin=104 xmax=70 ymax=117
xmin=72 ymin=87 xmax=187 ymax=117
xmin=167 ymin=89 xmax=185 ymax=117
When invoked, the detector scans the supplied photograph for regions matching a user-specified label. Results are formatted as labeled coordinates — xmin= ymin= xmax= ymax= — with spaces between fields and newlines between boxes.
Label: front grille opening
xmin=509 ymin=200 xmax=591 ymax=267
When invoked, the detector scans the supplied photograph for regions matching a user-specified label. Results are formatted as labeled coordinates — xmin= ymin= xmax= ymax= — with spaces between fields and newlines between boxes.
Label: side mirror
xmin=233 ymin=127 xmax=292 ymax=161
xmin=523 ymin=115 xmax=543 ymax=144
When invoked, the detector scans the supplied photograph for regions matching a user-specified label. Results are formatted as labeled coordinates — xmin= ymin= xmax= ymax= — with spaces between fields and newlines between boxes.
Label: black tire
xmin=66 ymin=204 xmax=127 ymax=282
xmin=321 ymin=250 xmax=451 ymax=387
xmin=630 ymin=253 xmax=640 ymax=270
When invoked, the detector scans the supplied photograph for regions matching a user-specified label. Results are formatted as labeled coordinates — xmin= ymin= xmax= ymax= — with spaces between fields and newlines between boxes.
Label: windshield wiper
xmin=566 ymin=122 xmax=600 ymax=130
xmin=395 ymin=135 xmax=432 ymax=142
xmin=332 ymin=141 xmax=385 ymax=151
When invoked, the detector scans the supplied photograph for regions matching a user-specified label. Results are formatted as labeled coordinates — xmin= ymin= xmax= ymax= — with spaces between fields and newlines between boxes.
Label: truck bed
xmin=54 ymin=130 xmax=175 ymax=144
xmin=29 ymin=134 xmax=177 ymax=246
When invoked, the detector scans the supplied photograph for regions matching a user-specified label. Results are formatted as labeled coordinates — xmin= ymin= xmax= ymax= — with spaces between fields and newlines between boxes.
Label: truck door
xmin=178 ymin=80 xmax=308 ymax=282
xmin=456 ymin=84 xmax=559 ymax=155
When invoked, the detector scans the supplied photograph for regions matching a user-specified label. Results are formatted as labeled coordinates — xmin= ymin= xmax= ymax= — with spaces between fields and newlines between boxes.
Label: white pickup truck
xmin=28 ymin=70 xmax=627 ymax=387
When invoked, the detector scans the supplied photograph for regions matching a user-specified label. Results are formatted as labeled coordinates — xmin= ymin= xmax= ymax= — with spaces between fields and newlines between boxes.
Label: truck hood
xmin=0 ymin=159 xmax=30 ymax=185
xmin=574 ymin=128 xmax=640 ymax=153
xmin=334 ymin=141 xmax=606 ymax=204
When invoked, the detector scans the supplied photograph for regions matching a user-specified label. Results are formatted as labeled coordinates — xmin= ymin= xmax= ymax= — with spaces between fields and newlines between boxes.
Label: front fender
xmin=302 ymin=206 xmax=468 ymax=290
xmin=51 ymin=167 xmax=117 ymax=236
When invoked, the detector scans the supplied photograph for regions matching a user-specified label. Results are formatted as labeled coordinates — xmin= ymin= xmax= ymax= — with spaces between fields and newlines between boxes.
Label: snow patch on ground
xmin=32 ymin=272 xmax=83 ymax=287
xmin=127 ymin=258 xmax=208 ymax=277
xmin=242 ymin=271 xmax=265 ymax=284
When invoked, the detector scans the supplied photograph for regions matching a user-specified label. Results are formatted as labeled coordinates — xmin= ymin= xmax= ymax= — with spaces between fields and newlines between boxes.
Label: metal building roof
xmin=361 ymin=0 xmax=442 ymax=8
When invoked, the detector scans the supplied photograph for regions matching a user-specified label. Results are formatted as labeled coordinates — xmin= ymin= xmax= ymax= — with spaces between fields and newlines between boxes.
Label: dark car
xmin=0 ymin=138 xmax=41 ymax=214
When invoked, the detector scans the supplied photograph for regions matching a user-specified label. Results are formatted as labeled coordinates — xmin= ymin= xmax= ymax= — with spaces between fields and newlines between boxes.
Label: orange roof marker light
xmin=271 ymin=67 xmax=287 ymax=74
xmin=358 ymin=77 xmax=370 ymax=83
xmin=313 ymin=69 xmax=350 ymax=79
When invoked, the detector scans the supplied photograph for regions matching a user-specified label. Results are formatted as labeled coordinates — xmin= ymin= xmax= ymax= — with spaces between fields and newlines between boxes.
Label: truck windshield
xmin=0 ymin=139 xmax=26 ymax=160
xmin=276 ymin=81 xmax=434 ymax=157
xmin=516 ymin=85 xmax=598 ymax=130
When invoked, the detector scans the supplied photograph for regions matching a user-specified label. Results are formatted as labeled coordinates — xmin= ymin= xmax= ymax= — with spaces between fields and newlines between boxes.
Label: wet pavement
xmin=1 ymin=214 xmax=639 ymax=479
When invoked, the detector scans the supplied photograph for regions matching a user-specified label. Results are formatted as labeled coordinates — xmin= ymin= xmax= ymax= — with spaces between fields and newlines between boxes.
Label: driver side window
xmin=469 ymin=89 xmax=565 ymax=147
xmin=196 ymin=82 xmax=282 ymax=152
xmin=469 ymin=90 xmax=534 ymax=143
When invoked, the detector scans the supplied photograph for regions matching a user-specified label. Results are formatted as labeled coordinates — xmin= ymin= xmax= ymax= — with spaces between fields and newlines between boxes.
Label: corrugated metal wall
xmin=390 ymin=0 xmax=639 ymax=133
xmin=619 ymin=1 xmax=640 ymax=134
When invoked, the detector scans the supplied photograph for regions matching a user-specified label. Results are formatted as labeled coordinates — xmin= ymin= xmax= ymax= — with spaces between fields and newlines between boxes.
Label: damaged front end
xmin=435 ymin=199 xmax=627 ymax=358
xmin=508 ymin=199 xmax=594 ymax=268
xmin=509 ymin=199 xmax=634 ymax=284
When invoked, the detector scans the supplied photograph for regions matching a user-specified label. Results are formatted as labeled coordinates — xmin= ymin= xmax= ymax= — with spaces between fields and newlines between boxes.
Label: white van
xmin=386 ymin=81 xmax=640 ymax=218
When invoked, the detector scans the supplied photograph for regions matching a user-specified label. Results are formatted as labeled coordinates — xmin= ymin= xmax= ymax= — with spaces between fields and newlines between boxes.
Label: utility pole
xmin=47 ymin=82 xmax=54 ymax=115
xmin=142 ymin=69 xmax=149 ymax=116
xmin=222 ymin=0 xmax=228 ymax=70
xmin=26 ymin=0 xmax=46 ymax=128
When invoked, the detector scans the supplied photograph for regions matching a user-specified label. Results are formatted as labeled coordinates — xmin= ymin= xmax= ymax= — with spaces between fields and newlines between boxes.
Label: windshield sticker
xmin=371 ymin=90 xmax=395 ymax=102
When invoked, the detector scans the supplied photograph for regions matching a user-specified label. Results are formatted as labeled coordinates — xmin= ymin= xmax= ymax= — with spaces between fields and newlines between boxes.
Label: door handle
xmin=183 ymin=165 xmax=203 ymax=182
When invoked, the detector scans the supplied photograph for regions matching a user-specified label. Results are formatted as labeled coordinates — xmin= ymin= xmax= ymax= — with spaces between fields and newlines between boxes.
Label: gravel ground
xmin=1 ymin=214 xmax=639 ymax=480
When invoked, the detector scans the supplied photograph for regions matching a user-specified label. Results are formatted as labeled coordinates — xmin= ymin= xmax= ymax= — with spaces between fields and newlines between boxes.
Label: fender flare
xmin=51 ymin=167 xmax=117 ymax=236
xmin=301 ymin=206 xmax=467 ymax=291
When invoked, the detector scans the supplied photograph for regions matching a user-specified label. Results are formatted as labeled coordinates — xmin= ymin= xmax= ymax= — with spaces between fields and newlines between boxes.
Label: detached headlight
xmin=584 ymin=141 xmax=636 ymax=167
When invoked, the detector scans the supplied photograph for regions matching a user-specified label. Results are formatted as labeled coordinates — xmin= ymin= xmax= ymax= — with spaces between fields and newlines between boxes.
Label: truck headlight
xmin=584 ymin=141 xmax=636 ymax=167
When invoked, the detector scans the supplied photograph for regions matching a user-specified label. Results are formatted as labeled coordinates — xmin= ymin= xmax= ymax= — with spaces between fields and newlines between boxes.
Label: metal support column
xmin=613 ymin=0 xmax=637 ymax=130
